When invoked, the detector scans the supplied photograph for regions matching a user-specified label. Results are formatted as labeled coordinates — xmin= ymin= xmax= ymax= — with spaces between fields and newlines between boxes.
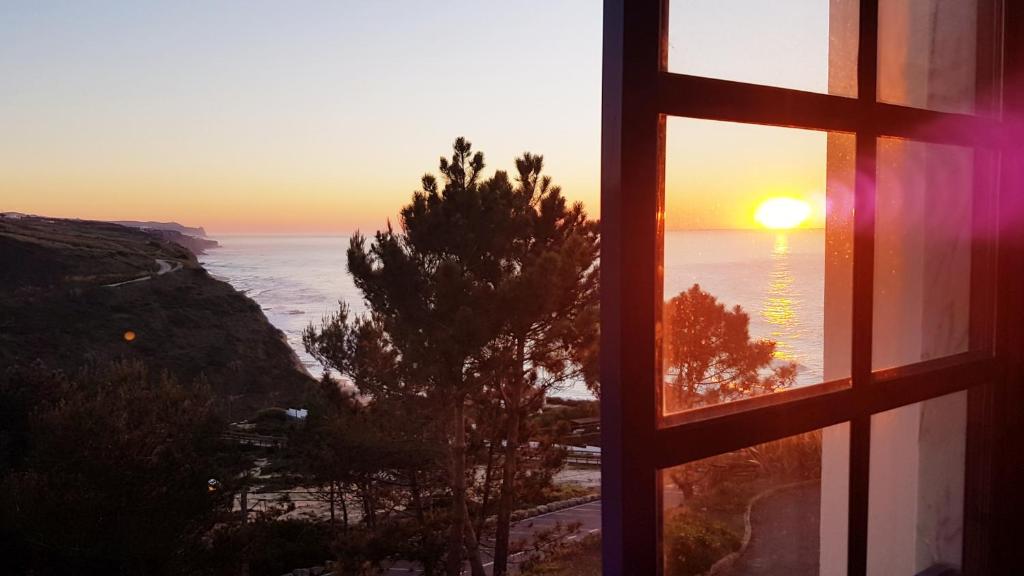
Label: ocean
xmin=200 ymin=229 xmax=824 ymax=399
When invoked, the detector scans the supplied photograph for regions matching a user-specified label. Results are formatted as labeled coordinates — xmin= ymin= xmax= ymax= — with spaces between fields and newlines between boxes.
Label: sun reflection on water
xmin=762 ymin=233 xmax=798 ymax=360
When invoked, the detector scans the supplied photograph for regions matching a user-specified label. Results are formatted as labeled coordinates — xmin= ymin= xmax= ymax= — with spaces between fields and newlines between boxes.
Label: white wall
xmin=822 ymin=2 xmax=976 ymax=574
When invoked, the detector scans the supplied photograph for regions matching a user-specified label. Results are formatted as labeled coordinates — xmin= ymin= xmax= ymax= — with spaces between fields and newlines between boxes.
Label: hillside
xmin=146 ymin=228 xmax=221 ymax=254
xmin=109 ymin=219 xmax=208 ymax=237
xmin=0 ymin=217 xmax=315 ymax=419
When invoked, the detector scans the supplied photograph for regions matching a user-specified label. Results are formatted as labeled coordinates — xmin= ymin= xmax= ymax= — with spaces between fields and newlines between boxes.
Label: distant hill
xmin=0 ymin=216 xmax=314 ymax=419
xmin=145 ymin=228 xmax=220 ymax=254
xmin=110 ymin=220 xmax=208 ymax=237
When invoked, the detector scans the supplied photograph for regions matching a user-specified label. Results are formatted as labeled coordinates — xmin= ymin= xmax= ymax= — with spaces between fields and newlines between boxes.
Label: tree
xmin=307 ymin=138 xmax=499 ymax=575
xmin=305 ymin=138 xmax=598 ymax=575
xmin=662 ymin=284 xmax=797 ymax=412
xmin=301 ymin=328 xmax=450 ymax=574
xmin=479 ymin=154 xmax=599 ymax=576
xmin=0 ymin=361 xmax=230 ymax=575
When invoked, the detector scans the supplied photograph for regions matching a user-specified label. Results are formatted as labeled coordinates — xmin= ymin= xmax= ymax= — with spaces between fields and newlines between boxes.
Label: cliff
xmin=146 ymin=228 xmax=221 ymax=254
xmin=0 ymin=217 xmax=314 ymax=419
xmin=109 ymin=220 xmax=208 ymax=238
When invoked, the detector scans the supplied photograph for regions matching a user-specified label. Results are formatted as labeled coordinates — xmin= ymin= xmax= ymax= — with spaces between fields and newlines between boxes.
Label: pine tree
xmin=304 ymin=138 xmax=599 ymax=575
xmin=662 ymin=284 xmax=796 ymax=411
xmin=310 ymin=138 xmax=496 ymax=575
xmin=481 ymin=153 xmax=599 ymax=576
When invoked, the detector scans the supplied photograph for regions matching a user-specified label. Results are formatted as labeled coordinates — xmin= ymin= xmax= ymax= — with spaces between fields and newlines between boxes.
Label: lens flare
xmin=754 ymin=197 xmax=812 ymax=229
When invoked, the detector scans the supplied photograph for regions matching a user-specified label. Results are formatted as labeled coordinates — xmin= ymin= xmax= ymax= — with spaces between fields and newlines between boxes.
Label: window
xmin=601 ymin=1 xmax=1014 ymax=574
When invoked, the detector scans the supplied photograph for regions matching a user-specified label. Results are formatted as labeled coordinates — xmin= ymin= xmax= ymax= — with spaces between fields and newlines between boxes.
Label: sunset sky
xmin=1 ymin=1 xmax=829 ymax=233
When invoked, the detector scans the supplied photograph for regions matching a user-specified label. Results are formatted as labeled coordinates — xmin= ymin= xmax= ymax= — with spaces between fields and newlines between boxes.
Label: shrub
xmin=0 ymin=361 xmax=230 ymax=575
xmin=519 ymin=533 xmax=602 ymax=575
xmin=204 ymin=520 xmax=333 ymax=576
xmin=663 ymin=512 xmax=741 ymax=576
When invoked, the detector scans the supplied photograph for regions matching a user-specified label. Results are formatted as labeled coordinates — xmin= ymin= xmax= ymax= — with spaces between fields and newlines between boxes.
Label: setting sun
xmin=754 ymin=197 xmax=812 ymax=229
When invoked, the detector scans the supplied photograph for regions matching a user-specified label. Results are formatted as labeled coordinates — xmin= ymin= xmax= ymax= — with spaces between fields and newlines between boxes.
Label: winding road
xmin=102 ymin=258 xmax=182 ymax=287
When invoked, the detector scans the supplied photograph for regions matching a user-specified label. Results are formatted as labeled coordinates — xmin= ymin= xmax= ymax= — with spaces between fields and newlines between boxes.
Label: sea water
xmin=200 ymin=229 xmax=824 ymax=399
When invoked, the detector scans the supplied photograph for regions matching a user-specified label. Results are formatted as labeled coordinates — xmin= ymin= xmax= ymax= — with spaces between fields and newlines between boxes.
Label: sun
xmin=754 ymin=197 xmax=812 ymax=230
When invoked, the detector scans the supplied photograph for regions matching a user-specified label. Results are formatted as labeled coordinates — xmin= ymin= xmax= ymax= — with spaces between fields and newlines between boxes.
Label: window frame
xmin=600 ymin=1 xmax=1023 ymax=574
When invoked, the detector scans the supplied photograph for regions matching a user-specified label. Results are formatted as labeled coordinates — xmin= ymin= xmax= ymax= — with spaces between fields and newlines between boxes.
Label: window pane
xmin=661 ymin=118 xmax=854 ymax=419
xmin=668 ymin=0 xmax=858 ymax=97
xmin=878 ymin=0 xmax=1002 ymax=114
xmin=872 ymin=138 xmax=995 ymax=370
xmin=868 ymin=391 xmax=967 ymax=574
xmin=660 ymin=424 xmax=850 ymax=576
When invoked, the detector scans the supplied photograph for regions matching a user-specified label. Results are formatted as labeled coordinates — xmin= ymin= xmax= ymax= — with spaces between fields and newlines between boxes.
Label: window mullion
xmin=848 ymin=1 xmax=879 ymax=574
xmin=657 ymin=73 xmax=1004 ymax=149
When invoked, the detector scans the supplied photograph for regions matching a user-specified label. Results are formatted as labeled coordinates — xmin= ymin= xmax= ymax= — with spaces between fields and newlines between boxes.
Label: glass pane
xmin=668 ymin=0 xmax=858 ymax=97
xmin=661 ymin=118 xmax=854 ymax=419
xmin=868 ymin=391 xmax=967 ymax=575
xmin=872 ymin=138 xmax=994 ymax=370
xmin=661 ymin=424 xmax=850 ymax=576
xmin=878 ymin=0 xmax=1002 ymax=114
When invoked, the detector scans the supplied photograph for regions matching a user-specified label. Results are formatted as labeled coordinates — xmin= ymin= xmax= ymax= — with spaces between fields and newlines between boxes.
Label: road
xmin=103 ymin=258 xmax=182 ymax=287
xmin=721 ymin=482 xmax=819 ymax=576
xmin=383 ymin=500 xmax=602 ymax=575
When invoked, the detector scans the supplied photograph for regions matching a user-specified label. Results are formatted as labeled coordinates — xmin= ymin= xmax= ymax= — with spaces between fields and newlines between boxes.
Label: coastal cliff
xmin=0 ymin=217 xmax=314 ymax=418
xmin=109 ymin=219 xmax=209 ymax=238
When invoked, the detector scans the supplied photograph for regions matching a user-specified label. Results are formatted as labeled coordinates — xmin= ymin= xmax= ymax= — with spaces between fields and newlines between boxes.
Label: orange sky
xmin=1 ymin=1 xmax=830 ymax=234
xmin=666 ymin=118 xmax=828 ymax=230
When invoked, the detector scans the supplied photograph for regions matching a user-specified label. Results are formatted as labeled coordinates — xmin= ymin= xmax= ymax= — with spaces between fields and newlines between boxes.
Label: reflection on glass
xmin=661 ymin=119 xmax=853 ymax=418
xmin=661 ymin=424 xmax=849 ymax=576
xmin=663 ymin=282 xmax=798 ymax=411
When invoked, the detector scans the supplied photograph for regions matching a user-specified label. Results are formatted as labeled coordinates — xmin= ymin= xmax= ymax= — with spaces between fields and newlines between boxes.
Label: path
xmin=383 ymin=500 xmax=602 ymax=575
xmin=103 ymin=258 xmax=182 ymax=287
xmin=722 ymin=481 xmax=820 ymax=576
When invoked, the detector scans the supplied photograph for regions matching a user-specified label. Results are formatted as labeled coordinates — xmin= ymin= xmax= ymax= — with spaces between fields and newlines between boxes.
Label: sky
xmin=1 ymin=1 xmax=830 ymax=234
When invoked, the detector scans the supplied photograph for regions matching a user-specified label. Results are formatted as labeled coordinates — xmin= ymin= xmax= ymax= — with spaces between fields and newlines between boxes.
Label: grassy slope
xmin=0 ymin=217 xmax=315 ymax=418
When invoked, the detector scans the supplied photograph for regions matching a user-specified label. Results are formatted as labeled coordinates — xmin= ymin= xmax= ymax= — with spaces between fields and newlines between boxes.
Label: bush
xmin=0 ymin=361 xmax=230 ymax=576
xmin=663 ymin=512 xmax=741 ymax=576
xmin=748 ymin=430 xmax=822 ymax=480
xmin=254 ymin=406 xmax=291 ymax=422
xmin=519 ymin=533 xmax=602 ymax=575
xmin=204 ymin=520 xmax=333 ymax=576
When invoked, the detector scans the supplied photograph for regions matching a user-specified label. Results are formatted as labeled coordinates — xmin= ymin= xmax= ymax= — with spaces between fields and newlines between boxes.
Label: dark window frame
xmin=600 ymin=1 xmax=1024 ymax=574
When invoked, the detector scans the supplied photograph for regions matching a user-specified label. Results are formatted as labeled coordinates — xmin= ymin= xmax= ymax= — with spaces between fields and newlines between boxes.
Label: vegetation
xmin=0 ymin=146 xmax=817 ymax=576
xmin=292 ymin=374 xmax=451 ymax=573
xmin=203 ymin=519 xmax=335 ymax=576
xmin=304 ymin=137 xmax=599 ymax=575
xmin=475 ymin=152 xmax=599 ymax=576
xmin=519 ymin=534 xmax=602 ymax=576
xmin=663 ymin=283 xmax=797 ymax=411
xmin=510 ymin=286 xmax=811 ymax=576
xmin=0 ymin=218 xmax=329 ymax=573
xmin=663 ymin=512 xmax=741 ymax=576
xmin=661 ymin=430 xmax=823 ymax=576
xmin=0 ymin=361 xmax=235 ymax=575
